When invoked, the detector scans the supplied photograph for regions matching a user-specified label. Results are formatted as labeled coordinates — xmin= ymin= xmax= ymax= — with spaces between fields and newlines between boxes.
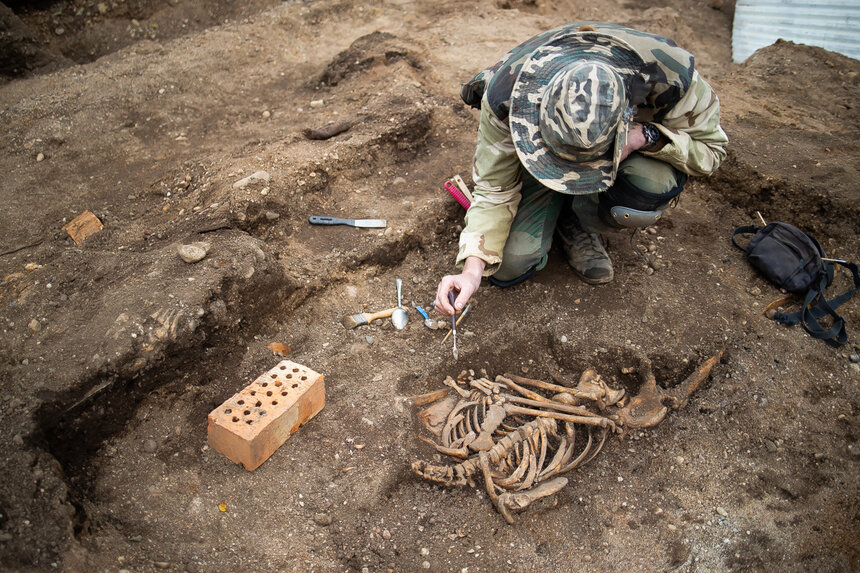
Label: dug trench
xmin=21 ymin=137 xmax=858 ymax=571
xmin=2 ymin=3 xmax=859 ymax=571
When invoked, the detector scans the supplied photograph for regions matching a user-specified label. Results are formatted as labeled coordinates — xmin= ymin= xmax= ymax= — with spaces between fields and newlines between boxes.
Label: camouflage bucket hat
xmin=510 ymin=31 xmax=645 ymax=194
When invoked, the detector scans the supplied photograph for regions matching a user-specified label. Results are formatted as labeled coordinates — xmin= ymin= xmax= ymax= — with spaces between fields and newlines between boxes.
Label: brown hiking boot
xmin=557 ymin=217 xmax=614 ymax=285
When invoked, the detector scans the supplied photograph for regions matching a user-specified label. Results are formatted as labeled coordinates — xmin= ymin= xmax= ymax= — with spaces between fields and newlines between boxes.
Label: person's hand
xmin=619 ymin=122 xmax=648 ymax=163
xmin=435 ymin=257 xmax=485 ymax=316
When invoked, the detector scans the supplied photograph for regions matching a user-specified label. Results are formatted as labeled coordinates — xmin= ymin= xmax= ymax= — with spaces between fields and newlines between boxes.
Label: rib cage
xmin=410 ymin=351 xmax=723 ymax=523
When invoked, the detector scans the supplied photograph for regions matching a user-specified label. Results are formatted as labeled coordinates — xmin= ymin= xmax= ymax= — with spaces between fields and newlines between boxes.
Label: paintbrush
xmin=341 ymin=307 xmax=398 ymax=329
xmin=447 ymin=291 xmax=459 ymax=359
xmin=441 ymin=303 xmax=470 ymax=344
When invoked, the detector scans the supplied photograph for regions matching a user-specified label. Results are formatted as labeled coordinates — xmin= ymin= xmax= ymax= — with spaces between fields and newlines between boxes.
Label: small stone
xmin=97 ymin=2 xmax=108 ymax=13
xmin=748 ymin=287 xmax=762 ymax=296
xmin=365 ymin=335 xmax=374 ymax=344
xmin=668 ymin=524 xmax=677 ymax=531
xmin=716 ymin=506 xmax=728 ymax=517
xmin=12 ymin=434 xmax=24 ymax=446
xmin=153 ymin=562 xmax=169 ymax=569
xmin=54 ymin=27 xmax=65 ymax=36
xmin=310 ymin=99 xmax=325 ymax=108
xmin=764 ymin=439 xmax=777 ymax=453
xmin=262 ymin=110 xmax=271 ymax=119
xmin=313 ymin=513 xmax=332 ymax=526
xmin=143 ymin=439 xmax=158 ymax=453
xmin=645 ymin=267 xmax=654 ymax=275
xmin=392 ymin=177 xmax=406 ymax=185
xmin=232 ymin=170 xmax=271 ymax=189
xmin=36 ymin=153 xmax=45 ymax=162
xmin=28 ymin=319 xmax=41 ymax=332
xmin=849 ymin=354 xmax=859 ymax=364
xmin=382 ymin=529 xmax=391 ymax=540
xmin=420 ymin=548 xmax=429 ymax=556
xmin=676 ymin=456 xmax=684 ymax=464
xmin=422 ymin=562 xmax=430 ymax=570
xmin=560 ymin=335 xmax=568 ymax=343
xmin=260 ymin=187 xmax=269 ymax=196
xmin=264 ymin=211 xmax=280 ymax=221
xmin=178 ymin=243 xmax=208 ymax=263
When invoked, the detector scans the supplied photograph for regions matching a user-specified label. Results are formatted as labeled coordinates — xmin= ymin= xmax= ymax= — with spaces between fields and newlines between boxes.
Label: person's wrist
xmin=641 ymin=123 xmax=661 ymax=150
xmin=463 ymin=257 xmax=485 ymax=280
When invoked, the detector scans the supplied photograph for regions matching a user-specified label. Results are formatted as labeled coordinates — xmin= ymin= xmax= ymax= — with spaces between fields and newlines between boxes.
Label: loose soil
xmin=1 ymin=0 xmax=858 ymax=572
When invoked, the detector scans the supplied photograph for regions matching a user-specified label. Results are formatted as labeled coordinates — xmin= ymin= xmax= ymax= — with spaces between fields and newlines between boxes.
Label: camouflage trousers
xmin=492 ymin=153 xmax=685 ymax=284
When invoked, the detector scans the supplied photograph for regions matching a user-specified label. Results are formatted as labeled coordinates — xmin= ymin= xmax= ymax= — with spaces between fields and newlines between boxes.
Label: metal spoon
xmin=392 ymin=278 xmax=408 ymax=330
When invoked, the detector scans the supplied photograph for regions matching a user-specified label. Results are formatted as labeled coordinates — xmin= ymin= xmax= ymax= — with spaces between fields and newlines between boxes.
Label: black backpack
xmin=732 ymin=222 xmax=860 ymax=347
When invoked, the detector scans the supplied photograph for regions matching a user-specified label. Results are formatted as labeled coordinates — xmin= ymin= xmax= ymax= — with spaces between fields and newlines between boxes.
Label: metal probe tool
xmin=441 ymin=303 xmax=470 ymax=344
xmin=447 ymin=290 xmax=459 ymax=359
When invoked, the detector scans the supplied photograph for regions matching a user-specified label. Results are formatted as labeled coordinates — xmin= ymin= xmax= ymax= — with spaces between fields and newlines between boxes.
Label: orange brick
xmin=207 ymin=360 xmax=325 ymax=470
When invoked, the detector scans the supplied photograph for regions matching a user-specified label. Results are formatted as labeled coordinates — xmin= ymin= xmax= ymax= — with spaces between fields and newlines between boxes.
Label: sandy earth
xmin=1 ymin=0 xmax=858 ymax=572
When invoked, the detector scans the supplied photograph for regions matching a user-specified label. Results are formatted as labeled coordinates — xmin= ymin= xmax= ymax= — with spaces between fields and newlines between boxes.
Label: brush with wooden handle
xmin=342 ymin=307 xmax=398 ymax=329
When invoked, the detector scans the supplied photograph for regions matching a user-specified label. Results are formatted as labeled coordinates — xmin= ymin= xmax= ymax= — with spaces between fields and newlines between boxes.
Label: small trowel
xmin=309 ymin=215 xmax=387 ymax=228
xmin=392 ymin=278 xmax=408 ymax=330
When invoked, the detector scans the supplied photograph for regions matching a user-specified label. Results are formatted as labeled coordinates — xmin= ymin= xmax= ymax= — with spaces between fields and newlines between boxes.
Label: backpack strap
xmin=731 ymin=225 xmax=759 ymax=251
xmin=772 ymin=260 xmax=860 ymax=347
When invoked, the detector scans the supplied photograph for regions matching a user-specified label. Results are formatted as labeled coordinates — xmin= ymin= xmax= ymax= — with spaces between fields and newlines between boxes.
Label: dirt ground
xmin=1 ymin=0 xmax=858 ymax=571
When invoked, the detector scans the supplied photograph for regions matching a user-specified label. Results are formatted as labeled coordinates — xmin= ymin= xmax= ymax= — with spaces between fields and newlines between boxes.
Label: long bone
xmin=512 ymin=369 xmax=626 ymax=406
xmin=504 ymin=404 xmax=619 ymax=433
xmin=495 ymin=375 xmax=549 ymax=403
xmin=504 ymin=395 xmax=603 ymax=418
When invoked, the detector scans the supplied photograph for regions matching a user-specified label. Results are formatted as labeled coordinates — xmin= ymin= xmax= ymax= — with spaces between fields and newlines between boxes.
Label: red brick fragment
xmin=207 ymin=360 xmax=324 ymax=470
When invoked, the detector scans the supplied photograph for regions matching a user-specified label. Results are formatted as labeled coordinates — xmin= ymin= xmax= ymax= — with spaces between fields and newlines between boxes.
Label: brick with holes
xmin=207 ymin=360 xmax=325 ymax=470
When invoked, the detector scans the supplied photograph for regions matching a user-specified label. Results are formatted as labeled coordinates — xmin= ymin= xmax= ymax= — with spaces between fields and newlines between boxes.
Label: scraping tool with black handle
xmin=309 ymin=216 xmax=386 ymax=228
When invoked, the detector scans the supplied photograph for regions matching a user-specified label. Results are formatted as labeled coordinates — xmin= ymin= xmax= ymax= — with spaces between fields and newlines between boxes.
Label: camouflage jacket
xmin=457 ymin=22 xmax=728 ymax=275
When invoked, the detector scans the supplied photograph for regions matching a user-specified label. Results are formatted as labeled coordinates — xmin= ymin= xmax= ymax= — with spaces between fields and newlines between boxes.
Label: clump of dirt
xmin=0 ymin=1 xmax=858 ymax=572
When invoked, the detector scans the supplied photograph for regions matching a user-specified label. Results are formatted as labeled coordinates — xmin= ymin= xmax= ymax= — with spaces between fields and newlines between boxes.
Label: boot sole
xmin=569 ymin=265 xmax=614 ymax=285
xmin=557 ymin=232 xmax=613 ymax=284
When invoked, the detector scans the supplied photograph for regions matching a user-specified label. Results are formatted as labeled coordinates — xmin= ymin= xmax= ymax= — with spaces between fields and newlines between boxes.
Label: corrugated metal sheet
xmin=732 ymin=0 xmax=860 ymax=62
